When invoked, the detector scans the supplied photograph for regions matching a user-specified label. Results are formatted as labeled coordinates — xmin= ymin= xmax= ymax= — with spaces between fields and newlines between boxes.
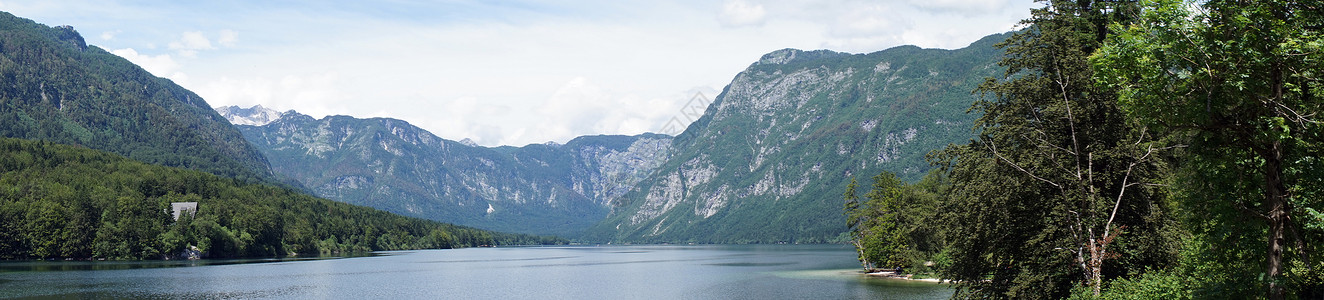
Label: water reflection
xmin=0 ymin=255 xmax=360 ymax=273
xmin=0 ymin=245 xmax=952 ymax=299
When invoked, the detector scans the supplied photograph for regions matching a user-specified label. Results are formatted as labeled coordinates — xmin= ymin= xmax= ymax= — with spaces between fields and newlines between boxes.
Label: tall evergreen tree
xmin=936 ymin=0 xmax=1178 ymax=298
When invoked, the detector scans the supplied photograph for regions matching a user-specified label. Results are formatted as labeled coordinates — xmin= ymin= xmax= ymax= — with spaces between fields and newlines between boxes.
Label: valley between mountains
xmin=221 ymin=33 xmax=1007 ymax=242
xmin=10 ymin=2 xmax=1324 ymax=298
xmin=0 ymin=6 xmax=1007 ymax=246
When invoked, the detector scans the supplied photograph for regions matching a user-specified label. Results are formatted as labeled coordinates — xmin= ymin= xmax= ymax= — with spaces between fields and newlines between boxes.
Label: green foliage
xmin=1068 ymin=269 xmax=1194 ymax=300
xmin=844 ymin=170 xmax=951 ymax=273
xmin=0 ymin=138 xmax=562 ymax=260
xmin=0 ymin=12 xmax=274 ymax=182
xmin=843 ymin=178 xmax=860 ymax=226
xmin=844 ymin=173 xmax=904 ymax=270
xmin=1094 ymin=0 xmax=1324 ymax=298
xmin=897 ymin=169 xmax=951 ymax=274
xmin=936 ymin=0 xmax=1183 ymax=298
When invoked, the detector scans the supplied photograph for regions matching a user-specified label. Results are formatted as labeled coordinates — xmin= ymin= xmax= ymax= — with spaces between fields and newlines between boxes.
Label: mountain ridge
xmin=223 ymin=32 xmax=1009 ymax=242
xmin=222 ymin=108 xmax=673 ymax=236
xmin=585 ymin=33 xmax=1009 ymax=243
xmin=214 ymin=105 xmax=285 ymax=126
xmin=0 ymin=12 xmax=274 ymax=181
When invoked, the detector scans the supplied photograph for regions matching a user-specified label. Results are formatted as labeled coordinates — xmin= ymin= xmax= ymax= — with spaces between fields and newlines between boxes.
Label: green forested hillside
xmin=584 ymin=33 xmax=1006 ymax=243
xmin=0 ymin=138 xmax=559 ymax=260
xmin=0 ymin=11 xmax=274 ymax=182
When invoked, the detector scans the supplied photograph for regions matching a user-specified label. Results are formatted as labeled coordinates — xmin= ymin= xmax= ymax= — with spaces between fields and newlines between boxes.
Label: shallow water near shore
xmin=0 ymin=244 xmax=952 ymax=299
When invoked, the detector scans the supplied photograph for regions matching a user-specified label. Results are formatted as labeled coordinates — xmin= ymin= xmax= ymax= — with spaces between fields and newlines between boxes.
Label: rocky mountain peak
xmin=53 ymin=25 xmax=87 ymax=51
xmin=215 ymin=105 xmax=286 ymax=126
xmin=584 ymin=33 xmax=1010 ymax=243
xmin=755 ymin=48 xmax=848 ymax=66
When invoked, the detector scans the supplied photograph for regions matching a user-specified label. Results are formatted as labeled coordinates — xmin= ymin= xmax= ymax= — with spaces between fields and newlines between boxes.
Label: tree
xmin=844 ymin=172 xmax=908 ymax=272
xmin=1094 ymin=0 xmax=1324 ymax=298
xmin=843 ymin=177 xmax=871 ymax=270
xmin=0 ymin=137 xmax=563 ymax=260
xmin=936 ymin=0 xmax=1178 ymax=298
xmin=898 ymin=170 xmax=952 ymax=274
xmin=864 ymin=172 xmax=907 ymax=270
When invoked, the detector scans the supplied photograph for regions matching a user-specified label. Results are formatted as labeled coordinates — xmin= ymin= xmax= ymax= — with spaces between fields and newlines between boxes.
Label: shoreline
xmin=862 ymin=270 xmax=946 ymax=283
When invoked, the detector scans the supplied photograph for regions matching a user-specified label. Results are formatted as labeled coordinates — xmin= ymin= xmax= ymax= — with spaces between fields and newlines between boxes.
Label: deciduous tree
xmin=937 ymin=0 xmax=1178 ymax=298
xmin=844 ymin=173 xmax=908 ymax=271
xmin=1094 ymin=0 xmax=1324 ymax=298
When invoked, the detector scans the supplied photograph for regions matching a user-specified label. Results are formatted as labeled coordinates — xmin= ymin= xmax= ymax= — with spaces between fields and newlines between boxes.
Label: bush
xmin=1068 ymin=271 xmax=1193 ymax=300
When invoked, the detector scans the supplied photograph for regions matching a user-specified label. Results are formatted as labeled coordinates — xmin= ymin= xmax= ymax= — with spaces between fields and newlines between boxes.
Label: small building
xmin=170 ymin=202 xmax=198 ymax=221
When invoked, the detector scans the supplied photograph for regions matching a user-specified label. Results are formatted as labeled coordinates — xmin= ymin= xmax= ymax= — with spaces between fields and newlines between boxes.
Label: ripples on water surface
xmin=0 ymin=244 xmax=951 ymax=299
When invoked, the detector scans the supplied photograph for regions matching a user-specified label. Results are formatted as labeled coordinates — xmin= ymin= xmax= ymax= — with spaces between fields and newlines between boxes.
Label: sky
xmin=0 ymin=0 xmax=1037 ymax=146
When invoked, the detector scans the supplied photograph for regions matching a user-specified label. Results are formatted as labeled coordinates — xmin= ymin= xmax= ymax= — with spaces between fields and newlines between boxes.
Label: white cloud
xmin=536 ymin=77 xmax=610 ymax=142
xmin=278 ymin=73 xmax=349 ymax=112
xmin=109 ymin=48 xmax=188 ymax=83
xmin=718 ymin=0 xmax=767 ymax=27
xmin=907 ymin=0 xmax=1012 ymax=16
xmin=20 ymin=1 xmax=1036 ymax=147
xmin=99 ymin=30 xmax=120 ymax=41
xmin=736 ymin=0 xmax=1032 ymax=52
xmin=168 ymin=31 xmax=213 ymax=57
xmin=521 ymin=77 xmax=717 ymax=146
xmin=217 ymin=29 xmax=238 ymax=47
xmin=421 ymin=96 xmax=515 ymax=146
xmin=193 ymin=73 xmax=350 ymax=119
xmin=815 ymin=3 xmax=909 ymax=50
xmin=197 ymin=76 xmax=273 ymax=107
xmin=384 ymin=76 xmax=712 ymax=147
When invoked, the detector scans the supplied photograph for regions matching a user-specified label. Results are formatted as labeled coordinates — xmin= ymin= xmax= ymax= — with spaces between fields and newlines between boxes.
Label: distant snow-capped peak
xmin=215 ymin=105 xmax=285 ymax=126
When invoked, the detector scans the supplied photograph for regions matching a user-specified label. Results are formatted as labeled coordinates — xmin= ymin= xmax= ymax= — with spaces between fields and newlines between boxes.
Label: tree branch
xmin=986 ymin=141 xmax=1062 ymax=188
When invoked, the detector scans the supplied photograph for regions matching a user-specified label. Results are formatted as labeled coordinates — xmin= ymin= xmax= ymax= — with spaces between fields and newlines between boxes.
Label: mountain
xmin=0 ymin=12 xmax=273 ymax=181
xmin=227 ymin=33 xmax=1009 ymax=242
xmin=0 ymin=137 xmax=558 ymax=260
xmin=0 ymin=11 xmax=553 ymax=261
xmin=214 ymin=105 xmax=284 ymax=126
xmin=224 ymin=109 xmax=672 ymax=236
xmin=583 ymin=33 xmax=1009 ymax=243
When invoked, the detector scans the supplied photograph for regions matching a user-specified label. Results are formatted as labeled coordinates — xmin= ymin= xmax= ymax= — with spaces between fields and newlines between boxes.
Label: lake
xmin=0 ymin=244 xmax=952 ymax=299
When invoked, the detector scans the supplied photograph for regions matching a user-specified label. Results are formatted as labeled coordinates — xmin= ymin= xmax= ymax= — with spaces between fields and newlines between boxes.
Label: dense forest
xmin=0 ymin=137 xmax=561 ymax=260
xmin=844 ymin=0 xmax=1323 ymax=299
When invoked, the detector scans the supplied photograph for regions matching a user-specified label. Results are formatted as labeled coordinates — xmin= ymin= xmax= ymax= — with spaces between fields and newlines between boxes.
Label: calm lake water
xmin=0 ymin=244 xmax=951 ymax=299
